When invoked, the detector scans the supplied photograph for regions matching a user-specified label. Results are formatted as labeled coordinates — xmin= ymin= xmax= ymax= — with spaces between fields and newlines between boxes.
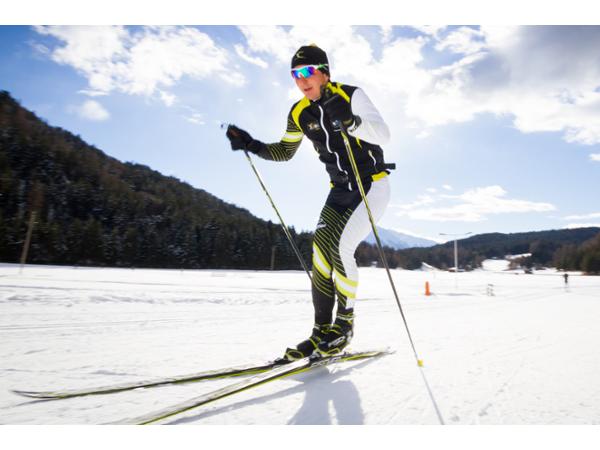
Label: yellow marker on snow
xmin=417 ymin=359 xmax=424 ymax=367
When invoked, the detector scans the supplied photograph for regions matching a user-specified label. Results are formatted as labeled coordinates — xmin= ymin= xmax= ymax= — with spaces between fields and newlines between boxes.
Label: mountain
xmin=363 ymin=227 xmax=437 ymax=249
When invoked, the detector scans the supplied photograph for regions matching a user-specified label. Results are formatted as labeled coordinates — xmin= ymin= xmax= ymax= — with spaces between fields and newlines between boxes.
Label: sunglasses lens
xmin=292 ymin=66 xmax=317 ymax=79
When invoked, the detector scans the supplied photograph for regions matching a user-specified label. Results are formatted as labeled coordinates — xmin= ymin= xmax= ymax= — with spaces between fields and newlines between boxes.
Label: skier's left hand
xmin=321 ymin=94 xmax=356 ymax=129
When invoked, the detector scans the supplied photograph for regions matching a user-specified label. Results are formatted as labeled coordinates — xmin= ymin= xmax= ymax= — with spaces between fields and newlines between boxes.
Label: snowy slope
xmin=0 ymin=263 xmax=599 ymax=425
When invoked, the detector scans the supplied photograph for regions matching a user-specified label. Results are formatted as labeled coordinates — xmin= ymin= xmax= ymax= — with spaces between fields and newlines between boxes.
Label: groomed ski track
xmin=1 ymin=263 xmax=599 ymax=425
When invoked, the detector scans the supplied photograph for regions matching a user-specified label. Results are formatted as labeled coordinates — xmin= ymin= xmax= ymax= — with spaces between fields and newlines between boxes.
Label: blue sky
xmin=1 ymin=24 xmax=599 ymax=243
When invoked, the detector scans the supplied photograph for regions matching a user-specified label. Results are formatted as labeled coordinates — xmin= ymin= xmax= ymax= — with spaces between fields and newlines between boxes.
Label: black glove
xmin=226 ymin=125 xmax=253 ymax=150
xmin=225 ymin=125 xmax=266 ymax=154
xmin=321 ymin=94 xmax=357 ymax=129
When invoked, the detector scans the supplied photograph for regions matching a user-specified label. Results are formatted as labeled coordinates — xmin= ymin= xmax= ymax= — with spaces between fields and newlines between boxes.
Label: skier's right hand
xmin=224 ymin=125 xmax=255 ymax=151
xmin=225 ymin=125 xmax=265 ymax=154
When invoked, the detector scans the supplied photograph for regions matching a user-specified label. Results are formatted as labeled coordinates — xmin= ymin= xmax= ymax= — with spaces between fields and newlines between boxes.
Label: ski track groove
xmin=469 ymin=355 xmax=526 ymax=424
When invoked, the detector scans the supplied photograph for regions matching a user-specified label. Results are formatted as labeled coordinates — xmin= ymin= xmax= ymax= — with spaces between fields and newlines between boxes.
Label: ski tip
xmin=11 ymin=389 xmax=49 ymax=399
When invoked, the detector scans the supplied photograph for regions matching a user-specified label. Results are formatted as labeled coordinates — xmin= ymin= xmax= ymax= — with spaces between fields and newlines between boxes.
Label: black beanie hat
xmin=291 ymin=44 xmax=330 ymax=75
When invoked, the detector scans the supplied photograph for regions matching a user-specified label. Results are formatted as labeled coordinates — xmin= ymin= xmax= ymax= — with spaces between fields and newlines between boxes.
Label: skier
xmin=226 ymin=44 xmax=393 ymax=360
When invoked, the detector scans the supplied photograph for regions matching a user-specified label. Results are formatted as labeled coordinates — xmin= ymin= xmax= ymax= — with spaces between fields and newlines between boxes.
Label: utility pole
xmin=19 ymin=182 xmax=44 ymax=274
xmin=439 ymin=231 xmax=472 ymax=289
xmin=270 ymin=245 xmax=276 ymax=270
xmin=19 ymin=211 xmax=36 ymax=274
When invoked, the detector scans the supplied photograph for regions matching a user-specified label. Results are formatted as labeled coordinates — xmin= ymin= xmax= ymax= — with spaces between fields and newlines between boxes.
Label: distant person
xmin=225 ymin=44 xmax=393 ymax=360
xmin=563 ymin=273 xmax=569 ymax=286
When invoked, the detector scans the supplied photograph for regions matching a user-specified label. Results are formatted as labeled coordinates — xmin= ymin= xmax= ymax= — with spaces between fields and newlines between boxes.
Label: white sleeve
xmin=347 ymin=88 xmax=390 ymax=146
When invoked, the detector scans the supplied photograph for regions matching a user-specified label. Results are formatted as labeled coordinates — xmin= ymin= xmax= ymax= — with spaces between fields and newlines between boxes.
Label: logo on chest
xmin=306 ymin=121 xmax=322 ymax=132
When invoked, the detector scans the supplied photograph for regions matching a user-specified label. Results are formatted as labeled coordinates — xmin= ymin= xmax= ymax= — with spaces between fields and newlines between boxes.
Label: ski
xmin=119 ymin=349 xmax=390 ymax=425
xmin=12 ymin=359 xmax=290 ymax=400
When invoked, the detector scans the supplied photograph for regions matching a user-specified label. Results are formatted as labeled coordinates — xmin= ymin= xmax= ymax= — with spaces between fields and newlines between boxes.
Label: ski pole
xmin=325 ymin=104 xmax=445 ymax=424
xmin=222 ymin=124 xmax=312 ymax=282
xmin=336 ymin=124 xmax=420 ymax=360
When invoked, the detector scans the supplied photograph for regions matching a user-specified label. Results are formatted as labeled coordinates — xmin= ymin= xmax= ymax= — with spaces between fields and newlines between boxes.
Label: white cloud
xmin=72 ymin=100 xmax=110 ymax=121
xmin=419 ymin=26 xmax=600 ymax=145
xmin=442 ymin=185 xmax=453 ymax=191
xmin=238 ymin=26 xmax=299 ymax=64
xmin=379 ymin=26 xmax=394 ymax=44
xmin=180 ymin=105 xmax=205 ymax=125
xmin=563 ymin=212 xmax=600 ymax=221
xmin=35 ymin=26 xmax=244 ymax=101
xmin=590 ymin=153 xmax=600 ymax=162
xmin=392 ymin=194 xmax=436 ymax=210
xmin=425 ymin=26 xmax=600 ymax=145
xmin=184 ymin=113 xmax=205 ymax=125
xmin=159 ymin=90 xmax=176 ymax=107
xmin=77 ymin=89 xmax=108 ymax=97
xmin=234 ymin=44 xmax=268 ymax=68
xmin=410 ymin=26 xmax=446 ymax=39
xmin=394 ymin=185 xmax=556 ymax=222
xmin=435 ymin=26 xmax=486 ymax=55
xmin=28 ymin=40 xmax=50 ymax=56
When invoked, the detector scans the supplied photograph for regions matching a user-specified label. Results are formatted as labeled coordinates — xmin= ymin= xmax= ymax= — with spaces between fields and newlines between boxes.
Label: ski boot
xmin=283 ymin=324 xmax=331 ymax=361
xmin=316 ymin=316 xmax=354 ymax=356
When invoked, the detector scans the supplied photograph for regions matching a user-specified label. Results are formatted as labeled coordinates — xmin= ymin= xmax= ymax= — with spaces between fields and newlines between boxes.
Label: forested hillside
xmin=0 ymin=91 xmax=312 ymax=269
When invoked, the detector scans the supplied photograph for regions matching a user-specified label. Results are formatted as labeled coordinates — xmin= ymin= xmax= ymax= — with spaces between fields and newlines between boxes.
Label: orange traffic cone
xmin=425 ymin=281 xmax=431 ymax=296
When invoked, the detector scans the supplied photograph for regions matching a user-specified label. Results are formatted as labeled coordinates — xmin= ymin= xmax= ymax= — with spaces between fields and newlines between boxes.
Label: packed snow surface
xmin=0 ymin=263 xmax=598 ymax=425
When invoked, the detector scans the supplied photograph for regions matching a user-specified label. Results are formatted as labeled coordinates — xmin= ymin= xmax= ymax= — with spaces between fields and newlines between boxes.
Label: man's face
xmin=293 ymin=65 xmax=329 ymax=101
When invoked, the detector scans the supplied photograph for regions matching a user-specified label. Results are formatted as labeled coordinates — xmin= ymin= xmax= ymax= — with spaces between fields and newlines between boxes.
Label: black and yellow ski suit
xmin=254 ymin=81 xmax=392 ymax=327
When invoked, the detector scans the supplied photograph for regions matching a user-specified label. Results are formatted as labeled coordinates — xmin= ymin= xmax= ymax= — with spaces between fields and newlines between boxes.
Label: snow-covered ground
xmin=1 ymin=262 xmax=599 ymax=425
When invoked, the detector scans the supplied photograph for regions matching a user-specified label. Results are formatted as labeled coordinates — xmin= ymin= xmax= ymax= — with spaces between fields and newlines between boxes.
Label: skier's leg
xmin=319 ymin=177 xmax=391 ymax=354
xmin=337 ymin=177 xmax=390 ymax=314
xmin=311 ymin=205 xmax=337 ymax=325
xmin=284 ymin=202 xmax=336 ymax=360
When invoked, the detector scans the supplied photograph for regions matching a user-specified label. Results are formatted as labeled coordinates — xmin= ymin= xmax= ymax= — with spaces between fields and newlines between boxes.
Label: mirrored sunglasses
xmin=291 ymin=64 xmax=328 ymax=79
